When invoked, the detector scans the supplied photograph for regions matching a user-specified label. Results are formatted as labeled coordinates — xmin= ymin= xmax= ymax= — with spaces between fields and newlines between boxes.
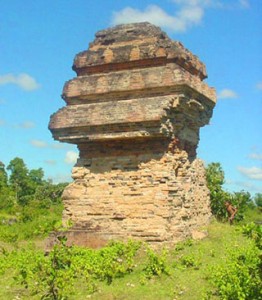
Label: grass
xmin=87 ymin=221 xmax=255 ymax=300
xmin=0 ymin=210 xmax=261 ymax=300
xmin=0 ymin=203 xmax=63 ymax=243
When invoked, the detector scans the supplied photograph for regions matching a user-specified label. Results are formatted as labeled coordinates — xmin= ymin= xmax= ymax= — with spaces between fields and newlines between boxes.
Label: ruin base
xmin=62 ymin=146 xmax=211 ymax=247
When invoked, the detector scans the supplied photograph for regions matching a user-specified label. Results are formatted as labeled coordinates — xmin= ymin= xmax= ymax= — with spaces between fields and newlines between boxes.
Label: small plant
xmin=41 ymin=236 xmax=74 ymax=299
xmin=142 ymin=247 xmax=170 ymax=279
xmin=180 ymin=254 xmax=201 ymax=269
xmin=174 ymin=239 xmax=194 ymax=252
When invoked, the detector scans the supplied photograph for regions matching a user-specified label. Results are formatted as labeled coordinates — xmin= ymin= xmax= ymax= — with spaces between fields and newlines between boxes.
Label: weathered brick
xmin=49 ymin=22 xmax=216 ymax=247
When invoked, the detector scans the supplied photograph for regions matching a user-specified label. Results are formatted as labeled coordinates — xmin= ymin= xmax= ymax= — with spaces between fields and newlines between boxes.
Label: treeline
xmin=1 ymin=158 xmax=261 ymax=221
xmin=205 ymin=162 xmax=262 ymax=222
xmin=0 ymin=157 xmax=67 ymax=210
xmin=0 ymin=157 xmax=67 ymax=242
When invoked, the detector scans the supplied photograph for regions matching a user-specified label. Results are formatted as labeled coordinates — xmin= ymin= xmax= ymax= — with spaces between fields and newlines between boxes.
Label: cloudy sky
xmin=0 ymin=0 xmax=261 ymax=194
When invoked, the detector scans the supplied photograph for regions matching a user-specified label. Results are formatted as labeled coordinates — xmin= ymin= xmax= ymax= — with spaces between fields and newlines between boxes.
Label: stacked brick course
xmin=49 ymin=22 xmax=216 ymax=246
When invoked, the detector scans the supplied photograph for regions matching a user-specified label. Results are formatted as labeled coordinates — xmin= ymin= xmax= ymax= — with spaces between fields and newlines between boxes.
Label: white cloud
xmin=217 ymin=89 xmax=238 ymax=99
xmin=177 ymin=5 xmax=204 ymax=27
xmin=238 ymin=166 xmax=262 ymax=180
xmin=172 ymin=0 xmax=210 ymax=4
xmin=239 ymin=0 xmax=250 ymax=8
xmin=30 ymin=139 xmax=48 ymax=148
xmin=249 ymin=153 xmax=262 ymax=161
xmin=256 ymin=81 xmax=262 ymax=90
xmin=16 ymin=121 xmax=35 ymax=129
xmin=112 ymin=6 xmax=184 ymax=32
xmin=51 ymin=143 xmax=67 ymax=149
xmin=0 ymin=73 xmax=40 ymax=91
xmin=48 ymin=174 xmax=72 ymax=184
xmin=111 ymin=1 xmax=211 ymax=33
xmin=111 ymin=1 xmax=249 ymax=33
xmin=65 ymin=151 xmax=78 ymax=165
xmin=44 ymin=159 xmax=57 ymax=165
xmin=226 ymin=179 xmax=262 ymax=193
xmin=30 ymin=140 xmax=74 ymax=151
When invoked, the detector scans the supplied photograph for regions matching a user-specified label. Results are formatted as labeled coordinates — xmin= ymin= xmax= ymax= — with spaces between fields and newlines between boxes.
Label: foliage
xmin=0 ymin=202 xmax=63 ymax=242
xmin=241 ymin=222 xmax=262 ymax=249
xmin=34 ymin=181 xmax=68 ymax=208
xmin=4 ymin=157 xmax=61 ymax=207
xmin=7 ymin=157 xmax=31 ymax=204
xmin=0 ymin=186 xmax=16 ymax=211
xmin=205 ymin=162 xmax=258 ymax=222
xmin=174 ymin=238 xmax=194 ymax=252
xmin=0 ymin=221 xmax=262 ymax=299
xmin=0 ymin=161 xmax=8 ymax=189
xmin=205 ymin=162 xmax=229 ymax=221
xmin=223 ymin=191 xmax=252 ymax=223
xmin=142 ymin=247 xmax=170 ymax=279
xmin=0 ymin=157 xmax=67 ymax=242
xmin=0 ymin=239 xmax=141 ymax=299
xmin=0 ymin=157 xmax=261 ymax=299
xmin=254 ymin=193 xmax=262 ymax=208
xmin=209 ymin=243 xmax=262 ymax=300
xmin=180 ymin=254 xmax=201 ymax=269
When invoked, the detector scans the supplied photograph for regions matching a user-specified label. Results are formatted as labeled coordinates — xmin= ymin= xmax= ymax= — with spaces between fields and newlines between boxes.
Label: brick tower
xmin=49 ymin=22 xmax=216 ymax=246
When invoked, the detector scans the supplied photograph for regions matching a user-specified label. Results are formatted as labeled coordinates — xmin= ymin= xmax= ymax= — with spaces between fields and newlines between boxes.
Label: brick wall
xmin=49 ymin=22 xmax=216 ymax=247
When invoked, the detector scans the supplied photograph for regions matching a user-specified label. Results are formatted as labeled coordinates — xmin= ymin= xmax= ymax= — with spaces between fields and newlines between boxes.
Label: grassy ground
xmin=83 ymin=222 xmax=255 ymax=300
xmin=0 ymin=209 xmax=261 ymax=300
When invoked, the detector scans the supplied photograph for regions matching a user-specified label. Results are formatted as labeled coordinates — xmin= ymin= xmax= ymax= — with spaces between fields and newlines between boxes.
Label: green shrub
xmin=209 ymin=244 xmax=262 ymax=300
xmin=205 ymin=162 xmax=230 ymax=221
xmin=241 ymin=222 xmax=262 ymax=249
xmin=142 ymin=247 xmax=170 ymax=279
xmin=174 ymin=238 xmax=194 ymax=252
xmin=3 ymin=239 xmax=141 ymax=299
xmin=0 ymin=203 xmax=63 ymax=242
xmin=180 ymin=254 xmax=201 ymax=269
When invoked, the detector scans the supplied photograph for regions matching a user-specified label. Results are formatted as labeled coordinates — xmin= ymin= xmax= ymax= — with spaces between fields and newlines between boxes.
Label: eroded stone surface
xmin=49 ymin=22 xmax=216 ymax=246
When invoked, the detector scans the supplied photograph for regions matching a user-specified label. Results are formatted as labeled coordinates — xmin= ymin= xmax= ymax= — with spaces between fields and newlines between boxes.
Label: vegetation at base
xmin=0 ymin=158 xmax=261 ymax=299
xmin=0 ymin=221 xmax=261 ymax=300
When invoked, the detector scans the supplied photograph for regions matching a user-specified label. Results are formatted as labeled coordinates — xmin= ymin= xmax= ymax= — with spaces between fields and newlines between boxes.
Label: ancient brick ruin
xmin=49 ymin=22 xmax=216 ymax=246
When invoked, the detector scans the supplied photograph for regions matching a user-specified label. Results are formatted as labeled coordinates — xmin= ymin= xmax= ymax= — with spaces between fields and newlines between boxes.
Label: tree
xmin=254 ymin=193 xmax=262 ymax=208
xmin=232 ymin=191 xmax=254 ymax=210
xmin=28 ymin=168 xmax=44 ymax=185
xmin=27 ymin=168 xmax=45 ymax=195
xmin=0 ymin=161 xmax=16 ymax=210
xmin=205 ymin=162 xmax=230 ymax=220
xmin=229 ymin=191 xmax=255 ymax=221
xmin=7 ymin=157 xmax=31 ymax=205
xmin=34 ymin=181 xmax=67 ymax=208
xmin=0 ymin=161 xmax=8 ymax=190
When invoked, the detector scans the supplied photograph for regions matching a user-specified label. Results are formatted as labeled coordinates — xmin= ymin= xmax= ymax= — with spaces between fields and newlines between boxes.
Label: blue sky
xmin=0 ymin=0 xmax=261 ymax=194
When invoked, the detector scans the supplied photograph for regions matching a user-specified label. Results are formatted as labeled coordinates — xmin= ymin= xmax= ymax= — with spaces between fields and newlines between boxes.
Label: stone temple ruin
xmin=49 ymin=22 xmax=216 ymax=246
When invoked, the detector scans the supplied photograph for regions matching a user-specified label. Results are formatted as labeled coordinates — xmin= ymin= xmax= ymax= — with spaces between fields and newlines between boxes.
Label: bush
xmin=205 ymin=163 xmax=229 ymax=221
xmin=8 ymin=239 xmax=141 ymax=299
xmin=210 ymin=244 xmax=262 ymax=300
xmin=254 ymin=193 xmax=262 ymax=208
xmin=205 ymin=163 xmax=258 ymax=223
xmin=142 ymin=247 xmax=170 ymax=279
xmin=0 ymin=202 xmax=63 ymax=242
xmin=241 ymin=222 xmax=262 ymax=249
xmin=180 ymin=254 xmax=201 ymax=269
